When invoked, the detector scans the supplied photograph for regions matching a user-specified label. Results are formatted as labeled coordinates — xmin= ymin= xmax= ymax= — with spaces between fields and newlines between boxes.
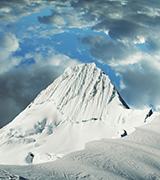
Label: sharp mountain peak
xmin=0 ymin=63 xmax=152 ymax=165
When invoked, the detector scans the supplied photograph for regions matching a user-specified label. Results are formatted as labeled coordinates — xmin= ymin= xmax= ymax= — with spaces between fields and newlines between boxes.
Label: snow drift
xmin=0 ymin=63 xmax=153 ymax=165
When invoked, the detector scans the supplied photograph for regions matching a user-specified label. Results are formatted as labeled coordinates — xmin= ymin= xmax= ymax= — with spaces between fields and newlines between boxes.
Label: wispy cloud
xmin=38 ymin=29 xmax=66 ymax=39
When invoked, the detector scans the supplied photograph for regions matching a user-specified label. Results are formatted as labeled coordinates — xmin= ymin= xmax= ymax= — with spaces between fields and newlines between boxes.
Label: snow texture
xmin=0 ymin=112 xmax=160 ymax=179
xmin=0 ymin=63 xmax=153 ymax=166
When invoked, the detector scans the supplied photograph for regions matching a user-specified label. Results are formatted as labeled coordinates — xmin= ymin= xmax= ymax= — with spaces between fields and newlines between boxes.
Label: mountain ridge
xmin=0 ymin=63 xmax=153 ymax=165
xmin=28 ymin=63 xmax=129 ymax=122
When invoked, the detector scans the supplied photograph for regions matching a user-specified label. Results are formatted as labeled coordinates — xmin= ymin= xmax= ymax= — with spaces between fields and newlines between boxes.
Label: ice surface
xmin=0 ymin=63 xmax=153 ymax=165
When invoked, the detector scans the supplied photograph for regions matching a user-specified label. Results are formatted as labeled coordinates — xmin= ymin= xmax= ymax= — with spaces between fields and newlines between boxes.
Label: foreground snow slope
xmin=0 ymin=112 xmax=159 ymax=179
xmin=0 ymin=63 xmax=152 ymax=165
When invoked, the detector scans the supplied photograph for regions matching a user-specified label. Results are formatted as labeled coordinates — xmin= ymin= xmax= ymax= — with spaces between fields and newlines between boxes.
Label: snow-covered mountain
xmin=0 ymin=63 xmax=153 ymax=165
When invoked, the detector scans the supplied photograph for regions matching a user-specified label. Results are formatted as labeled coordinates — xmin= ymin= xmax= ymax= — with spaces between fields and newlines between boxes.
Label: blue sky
xmin=0 ymin=0 xmax=160 ymax=128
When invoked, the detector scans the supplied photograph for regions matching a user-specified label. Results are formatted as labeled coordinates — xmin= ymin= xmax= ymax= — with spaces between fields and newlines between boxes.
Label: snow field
xmin=0 ymin=63 xmax=154 ymax=166
xmin=0 ymin=113 xmax=160 ymax=179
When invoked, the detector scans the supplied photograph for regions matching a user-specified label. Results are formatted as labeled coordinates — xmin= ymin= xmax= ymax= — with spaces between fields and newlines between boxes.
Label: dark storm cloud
xmin=72 ymin=0 xmax=160 ymax=51
xmin=128 ymin=13 xmax=160 ymax=28
xmin=81 ymin=35 xmax=139 ymax=65
xmin=0 ymin=65 xmax=61 ymax=128
xmin=145 ymin=35 xmax=160 ymax=52
xmin=93 ymin=19 xmax=142 ymax=41
xmin=118 ymin=58 xmax=160 ymax=109
xmin=7 ymin=24 xmax=18 ymax=29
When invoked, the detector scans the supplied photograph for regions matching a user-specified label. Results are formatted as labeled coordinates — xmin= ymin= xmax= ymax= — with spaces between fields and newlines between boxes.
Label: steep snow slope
xmin=0 ymin=63 xmax=152 ymax=165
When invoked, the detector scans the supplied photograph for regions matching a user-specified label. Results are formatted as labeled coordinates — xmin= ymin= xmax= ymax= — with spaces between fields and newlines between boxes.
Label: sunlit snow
xmin=0 ymin=63 xmax=153 ymax=166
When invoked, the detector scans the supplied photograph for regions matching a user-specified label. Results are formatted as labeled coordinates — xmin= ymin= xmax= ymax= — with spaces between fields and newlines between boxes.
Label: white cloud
xmin=38 ymin=12 xmax=67 ymax=28
xmin=117 ymin=54 xmax=160 ymax=109
xmin=22 ymin=25 xmax=67 ymax=40
xmin=133 ymin=36 xmax=146 ymax=44
xmin=50 ymin=29 xmax=66 ymax=34
xmin=0 ymin=32 xmax=21 ymax=74
xmin=0 ymin=32 xmax=20 ymax=52
xmin=0 ymin=7 xmax=12 ymax=13
xmin=64 ymin=11 xmax=96 ymax=29
xmin=26 ymin=47 xmax=80 ymax=69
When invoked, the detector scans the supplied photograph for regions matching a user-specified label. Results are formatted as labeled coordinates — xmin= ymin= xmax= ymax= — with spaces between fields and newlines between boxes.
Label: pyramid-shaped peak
xmin=67 ymin=62 xmax=96 ymax=69
xmin=34 ymin=63 xmax=110 ymax=102
xmin=0 ymin=62 xmax=152 ymax=165
xmin=63 ymin=62 xmax=101 ymax=76
xmin=31 ymin=62 xmax=128 ymax=122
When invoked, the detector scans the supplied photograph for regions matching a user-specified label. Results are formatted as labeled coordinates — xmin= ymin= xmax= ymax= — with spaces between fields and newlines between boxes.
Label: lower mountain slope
xmin=0 ymin=112 xmax=159 ymax=179
xmin=0 ymin=63 xmax=153 ymax=165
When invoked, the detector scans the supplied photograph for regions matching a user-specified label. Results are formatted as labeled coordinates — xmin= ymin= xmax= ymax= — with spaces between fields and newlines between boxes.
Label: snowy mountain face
xmin=0 ymin=63 xmax=153 ymax=165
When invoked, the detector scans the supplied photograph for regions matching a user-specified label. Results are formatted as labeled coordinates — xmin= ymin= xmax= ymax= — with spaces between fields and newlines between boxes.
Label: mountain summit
xmin=0 ymin=63 xmax=152 ymax=165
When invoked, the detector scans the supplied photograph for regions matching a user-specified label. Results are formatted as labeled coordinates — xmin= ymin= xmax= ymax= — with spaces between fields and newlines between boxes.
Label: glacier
xmin=0 ymin=63 xmax=154 ymax=165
